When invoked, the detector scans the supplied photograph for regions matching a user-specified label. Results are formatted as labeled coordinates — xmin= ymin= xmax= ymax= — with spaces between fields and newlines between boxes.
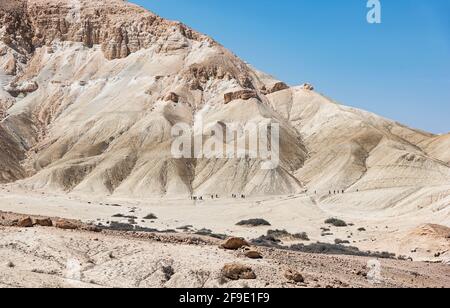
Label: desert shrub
xmin=251 ymin=235 xmax=282 ymax=248
xmin=321 ymin=232 xmax=334 ymax=236
xmin=293 ymin=232 xmax=310 ymax=241
xmin=236 ymin=219 xmax=271 ymax=227
xmin=266 ymin=229 xmax=310 ymax=241
xmin=176 ymin=225 xmax=193 ymax=231
xmin=112 ymin=214 xmax=137 ymax=219
xmin=290 ymin=242 xmax=396 ymax=259
xmin=358 ymin=227 xmax=366 ymax=232
xmin=325 ymin=218 xmax=347 ymax=227
xmin=335 ymin=239 xmax=350 ymax=245
xmin=267 ymin=229 xmax=290 ymax=238
xmin=133 ymin=226 xmax=159 ymax=233
xmin=107 ymin=222 xmax=135 ymax=231
xmin=194 ymin=228 xmax=227 ymax=240
xmin=162 ymin=265 xmax=175 ymax=281
xmin=143 ymin=213 xmax=158 ymax=220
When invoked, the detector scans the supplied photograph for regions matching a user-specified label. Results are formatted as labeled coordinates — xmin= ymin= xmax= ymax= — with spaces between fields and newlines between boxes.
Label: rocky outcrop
xmin=0 ymin=0 xmax=213 ymax=61
xmin=5 ymin=81 xmax=38 ymax=97
xmin=224 ymin=90 xmax=258 ymax=104
xmin=262 ymin=82 xmax=289 ymax=95
xmin=301 ymin=83 xmax=314 ymax=91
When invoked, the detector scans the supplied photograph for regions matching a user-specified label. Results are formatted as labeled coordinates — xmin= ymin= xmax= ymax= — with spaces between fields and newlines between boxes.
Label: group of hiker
xmin=307 ymin=189 xmax=360 ymax=196
xmin=190 ymin=194 xmax=246 ymax=201
xmin=232 ymin=194 xmax=246 ymax=199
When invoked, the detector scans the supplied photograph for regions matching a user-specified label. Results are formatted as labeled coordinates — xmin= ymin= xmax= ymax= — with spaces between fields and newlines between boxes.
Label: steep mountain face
xmin=0 ymin=0 xmax=448 ymax=197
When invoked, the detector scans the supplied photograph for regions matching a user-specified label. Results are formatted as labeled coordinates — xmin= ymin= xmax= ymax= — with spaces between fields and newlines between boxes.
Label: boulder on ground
xmin=55 ymin=219 xmax=78 ymax=230
xmin=284 ymin=269 xmax=304 ymax=283
xmin=17 ymin=217 xmax=33 ymax=228
xmin=34 ymin=218 xmax=53 ymax=227
xmin=220 ymin=237 xmax=250 ymax=250
xmin=244 ymin=249 xmax=263 ymax=259
xmin=221 ymin=263 xmax=256 ymax=280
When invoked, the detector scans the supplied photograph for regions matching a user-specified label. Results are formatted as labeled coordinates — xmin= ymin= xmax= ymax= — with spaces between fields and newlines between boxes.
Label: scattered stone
xmin=17 ymin=217 xmax=33 ymax=228
xmin=220 ymin=237 xmax=250 ymax=250
xmin=284 ymin=269 xmax=304 ymax=283
xmin=143 ymin=213 xmax=158 ymax=220
xmin=221 ymin=263 xmax=256 ymax=280
xmin=55 ymin=219 xmax=78 ymax=230
xmin=244 ymin=249 xmax=263 ymax=259
xmin=34 ymin=218 xmax=53 ymax=227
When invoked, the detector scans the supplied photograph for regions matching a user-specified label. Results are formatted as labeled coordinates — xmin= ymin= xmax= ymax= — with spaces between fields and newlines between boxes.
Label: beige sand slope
xmin=0 ymin=0 xmax=449 ymax=200
xmin=420 ymin=133 xmax=450 ymax=165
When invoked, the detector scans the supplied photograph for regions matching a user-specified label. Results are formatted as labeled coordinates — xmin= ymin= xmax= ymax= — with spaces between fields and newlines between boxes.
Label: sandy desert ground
xmin=1 ymin=184 xmax=449 ymax=288
xmin=1 ymin=184 xmax=449 ymax=262
xmin=1 ymin=212 xmax=449 ymax=288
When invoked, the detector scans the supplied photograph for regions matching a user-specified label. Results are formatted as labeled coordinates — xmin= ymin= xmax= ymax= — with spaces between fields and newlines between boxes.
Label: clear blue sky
xmin=131 ymin=0 xmax=450 ymax=134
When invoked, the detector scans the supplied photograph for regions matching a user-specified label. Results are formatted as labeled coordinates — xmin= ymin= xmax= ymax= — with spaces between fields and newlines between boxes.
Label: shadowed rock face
xmin=0 ymin=0 xmax=449 ymax=196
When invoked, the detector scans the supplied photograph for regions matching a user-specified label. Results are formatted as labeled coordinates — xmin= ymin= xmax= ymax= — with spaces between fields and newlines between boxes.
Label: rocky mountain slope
xmin=0 ymin=0 xmax=449 ymax=197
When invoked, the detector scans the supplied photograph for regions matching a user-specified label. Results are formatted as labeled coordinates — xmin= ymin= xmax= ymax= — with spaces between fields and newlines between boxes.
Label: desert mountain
xmin=0 ymin=0 xmax=449 ymax=197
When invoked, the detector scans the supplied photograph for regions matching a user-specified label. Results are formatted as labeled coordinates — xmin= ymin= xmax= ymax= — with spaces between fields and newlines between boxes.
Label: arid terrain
xmin=1 ymin=211 xmax=449 ymax=288
xmin=0 ymin=0 xmax=449 ymax=288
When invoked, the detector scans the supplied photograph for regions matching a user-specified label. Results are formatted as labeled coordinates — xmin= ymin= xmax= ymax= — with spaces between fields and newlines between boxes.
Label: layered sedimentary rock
xmin=0 ymin=0 xmax=448 ymax=198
